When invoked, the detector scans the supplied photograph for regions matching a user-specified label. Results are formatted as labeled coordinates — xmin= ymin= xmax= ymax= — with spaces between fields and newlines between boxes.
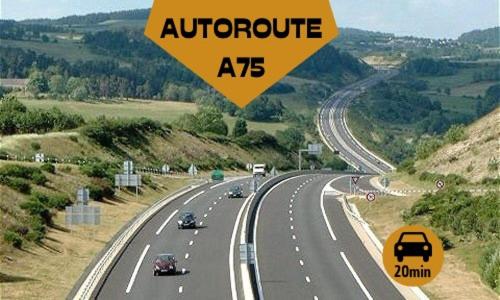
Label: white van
xmin=252 ymin=164 xmax=266 ymax=176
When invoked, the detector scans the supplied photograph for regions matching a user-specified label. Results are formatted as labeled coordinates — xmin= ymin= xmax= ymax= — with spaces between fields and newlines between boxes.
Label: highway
xmin=318 ymin=70 xmax=398 ymax=174
xmin=95 ymin=178 xmax=252 ymax=300
xmin=254 ymin=174 xmax=403 ymax=300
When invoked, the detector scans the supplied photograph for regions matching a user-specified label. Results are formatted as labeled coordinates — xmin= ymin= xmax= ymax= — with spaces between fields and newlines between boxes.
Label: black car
xmin=394 ymin=232 xmax=432 ymax=262
xmin=177 ymin=212 xmax=196 ymax=229
xmin=153 ymin=253 xmax=177 ymax=276
xmin=228 ymin=185 xmax=243 ymax=198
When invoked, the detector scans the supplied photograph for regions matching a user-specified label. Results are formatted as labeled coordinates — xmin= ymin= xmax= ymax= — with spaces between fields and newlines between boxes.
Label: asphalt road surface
xmin=96 ymin=178 xmax=251 ymax=300
xmin=319 ymin=70 xmax=398 ymax=174
xmin=255 ymin=174 xmax=403 ymax=300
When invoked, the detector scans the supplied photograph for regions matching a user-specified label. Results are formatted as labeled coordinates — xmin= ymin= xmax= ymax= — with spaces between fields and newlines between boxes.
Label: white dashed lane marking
xmin=305 ymin=276 xmax=311 ymax=283
xmin=299 ymin=259 xmax=304 ymax=266
xmin=189 ymin=240 xmax=194 ymax=246
xmin=295 ymin=246 xmax=300 ymax=252
xmin=178 ymin=286 xmax=183 ymax=294
xmin=185 ymin=253 xmax=189 ymax=259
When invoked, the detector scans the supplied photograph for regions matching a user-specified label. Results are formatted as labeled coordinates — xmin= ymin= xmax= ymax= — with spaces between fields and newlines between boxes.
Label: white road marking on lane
xmin=219 ymin=196 xmax=222 ymax=200
xmin=209 ymin=207 xmax=213 ymax=211
xmin=185 ymin=253 xmax=189 ymax=259
xmin=214 ymin=201 xmax=217 ymax=205
xmin=314 ymin=296 xmax=319 ymax=300
xmin=292 ymin=234 xmax=296 ymax=240
xmin=295 ymin=246 xmax=300 ymax=252
xmin=155 ymin=209 xmax=179 ymax=235
xmin=290 ymin=225 xmax=294 ymax=230
xmin=199 ymin=221 xmax=203 ymax=226
xmin=230 ymin=193 xmax=256 ymax=300
xmin=183 ymin=190 xmax=205 ymax=205
xmin=299 ymin=259 xmax=304 ymax=266
xmin=181 ymin=268 xmax=186 ymax=274
xmin=125 ymin=244 xmax=150 ymax=293
xmin=178 ymin=286 xmax=183 ymax=293
xmin=189 ymin=240 xmax=194 ymax=246
xmin=204 ymin=213 xmax=208 ymax=218
xmin=289 ymin=210 xmax=292 ymax=214
xmin=289 ymin=204 xmax=293 ymax=208
xmin=194 ymin=230 xmax=199 ymax=235
xmin=319 ymin=176 xmax=350 ymax=241
xmin=290 ymin=217 xmax=293 ymax=222
xmin=340 ymin=251 xmax=373 ymax=300
xmin=305 ymin=276 xmax=311 ymax=283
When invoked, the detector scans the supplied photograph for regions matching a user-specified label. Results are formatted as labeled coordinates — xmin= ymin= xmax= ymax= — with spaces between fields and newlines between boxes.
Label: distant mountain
xmin=458 ymin=27 xmax=499 ymax=47
xmin=20 ymin=9 xmax=151 ymax=25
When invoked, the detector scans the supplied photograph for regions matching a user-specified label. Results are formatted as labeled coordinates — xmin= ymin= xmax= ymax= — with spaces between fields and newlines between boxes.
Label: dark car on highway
xmin=153 ymin=253 xmax=177 ymax=276
xmin=177 ymin=212 xmax=196 ymax=229
xmin=228 ymin=185 xmax=243 ymax=198
xmin=394 ymin=232 xmax=432 ymax=262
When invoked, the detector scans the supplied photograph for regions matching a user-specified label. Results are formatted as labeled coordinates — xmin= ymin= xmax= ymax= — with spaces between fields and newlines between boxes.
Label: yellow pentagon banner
xmin=144 ymin=0 xmax=339 ymax=107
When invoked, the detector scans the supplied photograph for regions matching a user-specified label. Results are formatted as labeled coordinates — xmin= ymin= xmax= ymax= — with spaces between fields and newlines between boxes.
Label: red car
xmin=153 ymin=253 xmax=177 ymax=276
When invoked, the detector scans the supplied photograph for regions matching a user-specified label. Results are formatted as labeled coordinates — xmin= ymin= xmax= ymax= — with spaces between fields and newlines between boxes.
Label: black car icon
xmin=394 ymin=232 xmax=432 ymax=262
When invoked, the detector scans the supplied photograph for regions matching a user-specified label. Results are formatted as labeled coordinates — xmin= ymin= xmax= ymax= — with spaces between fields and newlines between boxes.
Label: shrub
xmin=444 ymin=124 xmax=467 ymax=144
xmin=20 ymin=197 xmax=52 ymax=225
xmin=324 ymin=156 xmax=348 ymax=170
xmin=26 ymin=217 xmax=46 ymax=242
xmin=31 ymin=171 xmax=48 ymax=185
xmin=4 ymin=230 xmax=23 ymax=248
xmin=89 ymin=178 xmax=115 ymax=201
xmin=40 ymin=163 xmax=56 ymax=174
xmin=69 ymin=135 xmax=78 ymax=143
xmin=398 ymin=159 xmax=416 ymax=174
xmin=438 ymin=234 xmax=454 ymax=250
xmin=0 ymin=176 xmax=31 ymax=194
xmin=479 ymin=243 xmax=500 ymax=291
xmin=79 ymin=161 xmax=117 ymax=180
xmin=481 ymin=177 xmax=500 ymax=186
xmin=31 ymin=142 xmax=41 ymax=151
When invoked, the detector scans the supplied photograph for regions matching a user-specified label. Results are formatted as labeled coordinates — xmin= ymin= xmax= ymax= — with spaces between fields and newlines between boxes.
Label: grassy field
xmin=0 ymin=39 xmax=109 ymax=63
xmin=430 ymin=94 xmax=477 ymax=114
xmin=19 ymin=98 xmax=290 ymax=135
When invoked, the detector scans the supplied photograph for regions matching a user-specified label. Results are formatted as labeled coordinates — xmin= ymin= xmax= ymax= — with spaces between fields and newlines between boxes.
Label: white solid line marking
xmin=340 ymin=252 xmax=373 ymax=300
xmin=194 ymin=230 xmax=199 ymax=235
xmin=156 ymin=209 xmax=179 ymax=235
xmin=189 ymin=240 xmax=194 ymax=246
xmin=292 ymin=234 xmax=296 ymax=240
xmin=185 ymin=253 xmax=189 ymax=259
xmin=230 ymin=193 xmax=255 ymax=300
xmin=125 ymin=244 xmax=150 ymax=293
xmin=320 ymin=177 xmax=352 ymax=242
xmin=183 ymin=190 xmax=205 ymax=205
xmin=178 ymin=286 xmax=183 ymax=293
xmin=299 ymin=259 xmax=304 ymax=266
xmin=306 ymin=276 xmax=311 ymax=283
xmin=204 ymin=213 xmax=208 ymax=218
xmin=295 ymin=246 xmax=300 ymax=252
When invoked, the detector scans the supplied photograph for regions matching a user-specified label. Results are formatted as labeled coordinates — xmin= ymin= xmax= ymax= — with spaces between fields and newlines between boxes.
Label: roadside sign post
xmin=188 ymin=164 xmax=198 ymax=177
xmin=350 ymin=176 xmax=360 ymax=195
xmin=76 ymin=187 xmax=90 ymax=205
xmin=298 ymin=143 xmax=323 ymax=171
xmin=115 ymin=161 xmax=142 ymax=197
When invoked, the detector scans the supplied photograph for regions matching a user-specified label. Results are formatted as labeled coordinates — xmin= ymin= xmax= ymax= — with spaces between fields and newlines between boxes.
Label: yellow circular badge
xmin=383 ymin=225 xmax=444 ymax=286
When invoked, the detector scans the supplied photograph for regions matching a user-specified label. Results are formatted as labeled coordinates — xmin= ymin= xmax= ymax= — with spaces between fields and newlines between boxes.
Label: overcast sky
xmin=0 ymin=0 xmax=498 ymax=38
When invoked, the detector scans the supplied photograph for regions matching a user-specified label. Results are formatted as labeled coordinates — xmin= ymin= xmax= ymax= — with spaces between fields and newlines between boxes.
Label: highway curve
xmin=254 ymin=174 xmax=403 ymax=300
xmin=318 ymin=70 xmax=397 ymax=174
xmin=96 ymin=178 xmax=251 ymax=300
